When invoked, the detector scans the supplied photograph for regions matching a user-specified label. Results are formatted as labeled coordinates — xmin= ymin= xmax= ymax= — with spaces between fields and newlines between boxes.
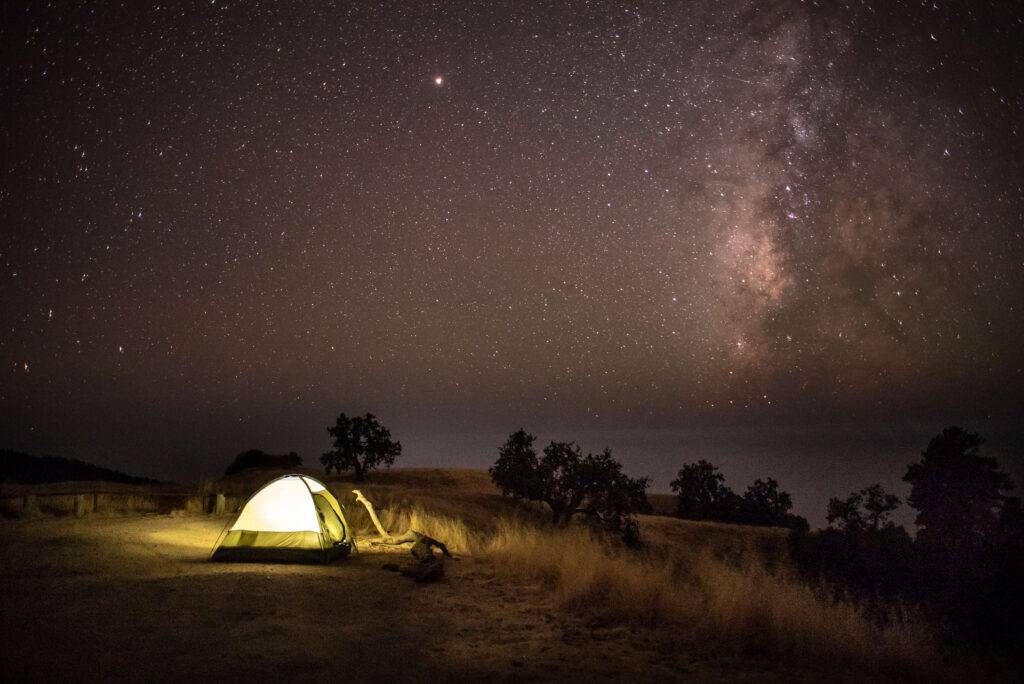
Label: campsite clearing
xmin=1 ymin=513 xmax=823 ymax=682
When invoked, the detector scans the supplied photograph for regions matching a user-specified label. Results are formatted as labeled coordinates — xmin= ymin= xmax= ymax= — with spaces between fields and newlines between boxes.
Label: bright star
xmin=434 ymin=76 xmax=443 ymax=86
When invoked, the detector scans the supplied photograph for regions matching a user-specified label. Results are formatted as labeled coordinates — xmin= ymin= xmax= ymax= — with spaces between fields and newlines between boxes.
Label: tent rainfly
xmin=210 ymin=474 xmax=353 ymax=563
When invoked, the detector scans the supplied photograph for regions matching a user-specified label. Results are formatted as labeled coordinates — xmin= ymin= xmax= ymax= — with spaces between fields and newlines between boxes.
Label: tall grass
xmin=689 ymin=551 xmax=937 ymax=675
xmin=347 ymin=499 xmax=480 ymax=556
xmin=1 ymin=493 xmax=161 ymax=517
xmin=481 ymin=517 xmax=944 ymax=680
xmin=175 ymin=479 xmax=244 ymax=515
xmin=369 ymin=497 xmax=939 ymax=677
xmin=359 ymin=495 xmax=937 ymax=677
xmin=213 ymin=469 xmax=988 ymax=679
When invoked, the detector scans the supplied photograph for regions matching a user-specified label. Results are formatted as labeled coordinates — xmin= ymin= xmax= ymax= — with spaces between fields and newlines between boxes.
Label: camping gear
xmin=210 ymin=474 xmax=353 ymax=563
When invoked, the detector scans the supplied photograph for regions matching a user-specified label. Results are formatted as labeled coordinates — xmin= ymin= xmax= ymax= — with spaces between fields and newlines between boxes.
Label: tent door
xmin=313 ymin=493 xmax=346 ymax=544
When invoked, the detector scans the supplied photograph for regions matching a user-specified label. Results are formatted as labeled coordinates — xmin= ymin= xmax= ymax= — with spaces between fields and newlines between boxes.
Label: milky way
xmin=2 ymin=1 xmax=1022 ymax=483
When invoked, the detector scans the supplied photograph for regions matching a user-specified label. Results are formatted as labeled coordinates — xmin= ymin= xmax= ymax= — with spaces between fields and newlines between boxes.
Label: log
xmin=352 ymin=489 xmax=453 ymax=558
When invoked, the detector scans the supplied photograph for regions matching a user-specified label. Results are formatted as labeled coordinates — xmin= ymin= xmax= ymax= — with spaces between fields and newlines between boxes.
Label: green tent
xmin=210 ymin=474 xmax=353 ymax=563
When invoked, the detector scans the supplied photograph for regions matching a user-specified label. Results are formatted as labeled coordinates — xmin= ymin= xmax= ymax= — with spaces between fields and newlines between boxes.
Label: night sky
xmin=3 ymin=2 xmax=1022 ymax=523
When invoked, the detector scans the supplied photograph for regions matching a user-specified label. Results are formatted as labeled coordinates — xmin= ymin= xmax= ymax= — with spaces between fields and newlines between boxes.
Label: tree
xmin=862 ymin=484 xmax=902 ymax=530
xmin=490 ymin=431 xmax=651 ymax=545
xmin=573 ymin=448 xmax=651 ymax=545
xmin=827 ymin=491 xmax=864 ymax=531
xmin=827 ymin=484 xmax=900 ymax=531
xmin=535 ymin=441 xmax=587 ymax=526
xmin=224 ymin=449 xmax=301 ymax=476
xmin=321 ymin=412 xmax=402 ymax=482
xmin=536 ymin=443 xmax=650 ymax=527
xmin=903 ymin=426 xmax=1015 ymax=545
xmin=790 ymin=522 xmax=916 ymax=605
xmin=489 ymin=429 xmax=540 ymax=500
xmin=670 ymin=460 xmax=734 ymax=521
xmin=742 ymin=477 xmax=793 ymax=526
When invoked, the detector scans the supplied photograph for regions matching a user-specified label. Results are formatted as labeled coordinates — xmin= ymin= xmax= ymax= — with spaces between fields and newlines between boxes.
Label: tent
xmin=210 ymin=474 xmax=353 ymax=563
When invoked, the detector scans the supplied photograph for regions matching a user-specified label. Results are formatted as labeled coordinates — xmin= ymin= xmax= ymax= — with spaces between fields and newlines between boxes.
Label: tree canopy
xmin=490 ymin=430 xmax=650 ymax=545
xmin=669 ymin=460 xmax=735 ymax=521
xmin=670 ymin=460 xmax=806 ymax=530
xmin=490 ymin=429 xmax=540 ymax=501
xmin=321 ymin=412 xmax=401 ymax=482
xmin=742 ymin=477 xmax=794 ymax=526
xmin=827 ymin=483 xmax=901 ymax=531
xmin=903 ymin=426 xmax=1015 ymax=545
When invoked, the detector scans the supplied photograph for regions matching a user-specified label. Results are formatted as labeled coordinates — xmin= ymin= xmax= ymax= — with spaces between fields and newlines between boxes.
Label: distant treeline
xmin=224 ymin=449 xmax=302 ymax=476
xmin=669 ymin=460 xmax=808 ymax=531
xmin=0 ymin=449 xmax=159 ymax=485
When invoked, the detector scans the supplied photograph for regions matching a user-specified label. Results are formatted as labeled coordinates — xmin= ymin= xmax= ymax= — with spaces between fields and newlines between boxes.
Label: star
xmin=0 ymin=0 xmax=1019 ymax=507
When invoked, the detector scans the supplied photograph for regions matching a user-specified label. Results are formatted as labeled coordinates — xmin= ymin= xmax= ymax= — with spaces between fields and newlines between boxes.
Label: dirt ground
xmin=0 ymin=513 xmax=818 ymax=683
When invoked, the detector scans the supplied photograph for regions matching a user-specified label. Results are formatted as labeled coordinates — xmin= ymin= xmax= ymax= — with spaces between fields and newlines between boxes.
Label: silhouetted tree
xmin=670 ymin=460 xmax=735 ymax=521
xmin=904 ymin=426 xmax=1015 ymax=546
xmin=899 ymin=427 xmax=1024 ymax=646
xmin=490 ymin=431 xmax=650 ymax=545
xmin=795 ymin=430 xmax=1024 ymax=650
xmin=742 ymin=477 xmax=793 ymax=526
xmin=826 ymin=491 xmax=864 ymax=531
xmin=557 ymin=445 xmax=650 ymax=539
xmin=862 ymin=484 xmax=902 ymax=530
xmin=224 ymin=449 xmax=301 ymax=476
xmin=827 ymin=484 xmax=900 ymax=531
xmin=535 ymin=441 xmax=586 ymax=525
xmin=790 ymin=522 xmax=916 ymax=606
xmin=321 ymin=412 xmax=401 ymax=482
xmin=537 ymin=442 xmax=651 ymax=528
xmin=489 ymin=428 xmax=540 ymax=501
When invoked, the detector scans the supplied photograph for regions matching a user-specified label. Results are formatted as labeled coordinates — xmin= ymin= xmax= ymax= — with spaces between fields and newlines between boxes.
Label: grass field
xmin=0 ymin=467 xmax=1010 ymax=682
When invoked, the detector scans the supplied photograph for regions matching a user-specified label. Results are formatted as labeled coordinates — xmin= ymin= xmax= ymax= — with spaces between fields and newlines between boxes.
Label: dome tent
xmin=210 ymin=474 xmax=353 ymax=563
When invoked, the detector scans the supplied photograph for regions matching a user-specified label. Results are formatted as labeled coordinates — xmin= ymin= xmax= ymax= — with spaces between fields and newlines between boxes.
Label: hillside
xmin=2 ymin=467 xmax=1006 ymax=682
xmin=0 ymin=449 xmax=159 ymax=485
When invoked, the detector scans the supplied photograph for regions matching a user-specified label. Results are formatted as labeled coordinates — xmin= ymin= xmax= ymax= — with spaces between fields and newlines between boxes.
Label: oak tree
xmin=321 ymin=412 xmax=401 ymax=482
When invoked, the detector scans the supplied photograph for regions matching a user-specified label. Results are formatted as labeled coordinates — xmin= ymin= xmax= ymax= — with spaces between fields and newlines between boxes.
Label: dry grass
xmin=482 ymin=516 xmax=943 ymax=679
xmin=1 ymin=492 xmax=162 ymax=517
xmin=311 ymin=470 xmax=944 ymax=678
xmin=7 ymin=468 xmax=985 ymax=680
xmin=323 ymin=470 xmax=949 ymax=680
xmin=319 ymin=468 xmax=523 ymax=553
xmin=0 ymin=476 xmax=243 ymax=518
xmin=485 ymin=519 xmax=683 ymax=625
xmin=367 ymin=503 xmax=480 ymax=555
xmin=687 ymin=551 xmax=935 ymax=674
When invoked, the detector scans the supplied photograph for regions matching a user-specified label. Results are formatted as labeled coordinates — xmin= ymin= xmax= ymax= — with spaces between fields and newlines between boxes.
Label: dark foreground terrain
xmin=3 ymin=515 xmax=550 ymax=682
xmin=0 ymin=513 xmax=834 ymax=683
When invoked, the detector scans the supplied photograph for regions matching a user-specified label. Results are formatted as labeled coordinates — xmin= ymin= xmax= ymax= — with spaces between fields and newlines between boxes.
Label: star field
xmin=2 ymin=1 xmax=1022 ymax=484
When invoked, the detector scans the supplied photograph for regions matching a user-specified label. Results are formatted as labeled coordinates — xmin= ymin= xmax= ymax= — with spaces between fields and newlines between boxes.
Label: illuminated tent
xmin=210 ymin=474 xmax=353 ymax=563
